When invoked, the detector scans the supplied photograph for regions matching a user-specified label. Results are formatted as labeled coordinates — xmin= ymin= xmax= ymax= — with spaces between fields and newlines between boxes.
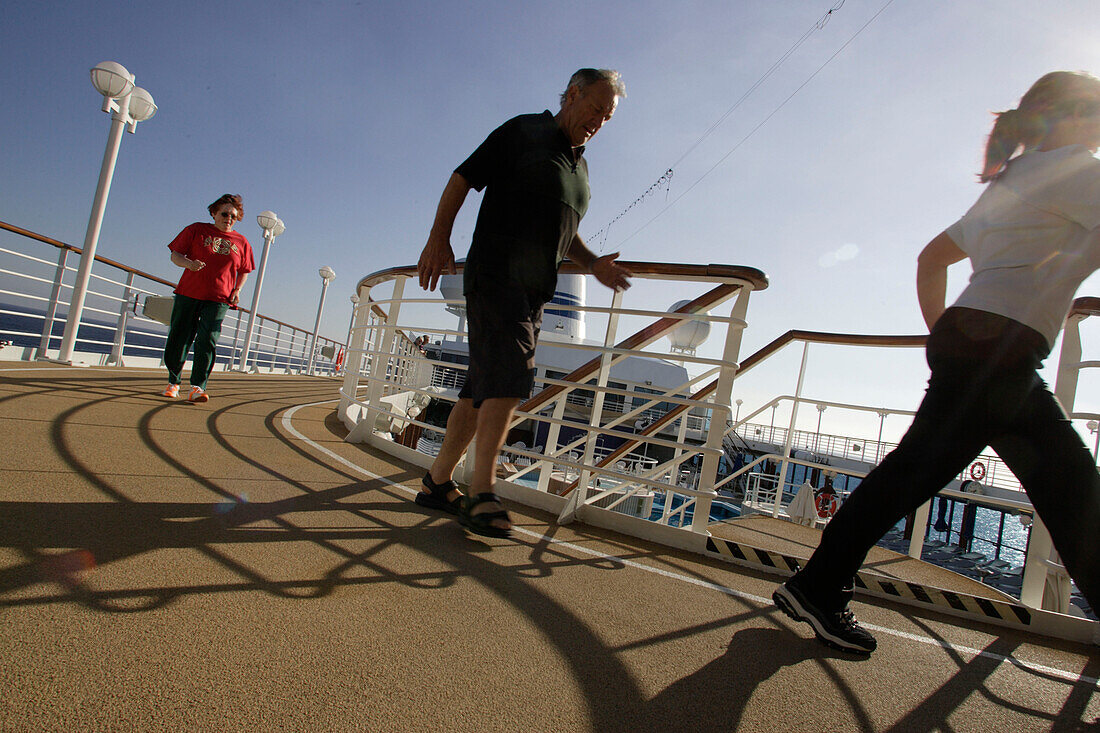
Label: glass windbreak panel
xmin=605 ymin=381 xmax=626 ymax=413
xmin=542 ymin=369 xmax=567 ymax=392
xmin=569 ymin=379 xmax=595 ymax=407
xmin=634 ymin=386 xmax=674 ymax=422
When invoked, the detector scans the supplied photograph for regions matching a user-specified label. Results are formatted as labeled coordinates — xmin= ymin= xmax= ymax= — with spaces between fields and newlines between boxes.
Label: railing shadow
xmin=0 ymin=368 xmax=1092 ymax=728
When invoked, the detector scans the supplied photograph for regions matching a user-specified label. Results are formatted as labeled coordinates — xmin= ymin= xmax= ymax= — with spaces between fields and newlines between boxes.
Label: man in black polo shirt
xmin=416 ymin=68 xmax=632 ymax=538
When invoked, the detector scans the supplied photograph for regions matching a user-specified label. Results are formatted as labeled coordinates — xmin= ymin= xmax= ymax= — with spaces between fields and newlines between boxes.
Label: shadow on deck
xmin=0 ymin=363 xmax=1096 ymax=732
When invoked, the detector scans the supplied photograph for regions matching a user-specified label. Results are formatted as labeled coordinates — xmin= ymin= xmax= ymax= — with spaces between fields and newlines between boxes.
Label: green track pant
xmin=163 ymin=294 xmax=229 ymax=390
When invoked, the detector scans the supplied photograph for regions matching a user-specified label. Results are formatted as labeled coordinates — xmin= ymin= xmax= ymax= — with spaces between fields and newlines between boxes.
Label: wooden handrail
xmin=739 ymin=329 xmax=927 ymax=376
xmin=518 ymin=282 xmax=744 ymax=414
xmin=355 ymin=260 xmax=769 ymax=294
xmin=1071 ymin=296 xmax=1100 ymax=318
xmin=558 ymin=328 xmax=928 ymax=496
xmin=558 ymin=377 xmax=719 ymax=496
xmin=354 ymin=260 xmax=768 ymax=395
xmin=1 ymin=219 xmax=177 ymax=288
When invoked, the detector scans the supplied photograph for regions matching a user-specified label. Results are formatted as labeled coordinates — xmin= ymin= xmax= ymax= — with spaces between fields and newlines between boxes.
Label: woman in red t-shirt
xmin=161 ymin=193 xmax=255 ymax=402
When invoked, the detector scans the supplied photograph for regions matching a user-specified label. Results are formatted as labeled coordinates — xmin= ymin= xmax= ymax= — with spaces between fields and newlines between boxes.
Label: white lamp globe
xmin=127 ymin=87 xmax=157 ymax=122
xmin=256 ymin=211 xmax=279 ymax=231
xmin=319 ymin=266 xmax=336 ymax=283
xmin=90 ymin=61 xmax=134 ymax=99
xmin=272 ymin=219 xmax=285 ymax=237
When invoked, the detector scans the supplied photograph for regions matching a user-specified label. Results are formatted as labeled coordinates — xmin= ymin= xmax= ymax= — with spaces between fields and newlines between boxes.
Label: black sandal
xmin=414 ymin=471 xmax=463 ymax=515
xmin=459 ymin=492 xmax=513 ymax=539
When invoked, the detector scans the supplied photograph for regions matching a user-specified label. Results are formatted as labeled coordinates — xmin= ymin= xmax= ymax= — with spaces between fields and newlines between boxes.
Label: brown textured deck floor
xmin=0 ymin=362 xmax=1096 ymax=732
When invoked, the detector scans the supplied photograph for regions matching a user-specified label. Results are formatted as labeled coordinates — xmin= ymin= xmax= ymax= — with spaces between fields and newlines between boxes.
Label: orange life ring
xmin=969 ymin=461 xmax=986 ymax=481
xmin=335 ymin=348 xmax=346 ymax=371
xmin=815 ymin=493 xmax=839 ymax=519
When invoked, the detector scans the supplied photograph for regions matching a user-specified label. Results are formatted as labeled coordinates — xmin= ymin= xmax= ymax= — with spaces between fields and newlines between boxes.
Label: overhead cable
xmin=591 ymin=1 xmax=847 ymax=251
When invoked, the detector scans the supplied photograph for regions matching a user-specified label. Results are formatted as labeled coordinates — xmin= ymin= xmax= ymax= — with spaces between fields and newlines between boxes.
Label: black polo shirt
xmin=457 ymin=111 xmax=590 ymax=301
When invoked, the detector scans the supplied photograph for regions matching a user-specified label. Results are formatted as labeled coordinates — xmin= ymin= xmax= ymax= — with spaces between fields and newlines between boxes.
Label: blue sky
xmin=3 ymin=0 xmax=1100 ymax=442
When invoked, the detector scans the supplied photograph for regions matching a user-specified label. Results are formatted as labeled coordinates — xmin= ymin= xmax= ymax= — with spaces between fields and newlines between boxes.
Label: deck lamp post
xmin=58 ymin=62 xmax=157 ymax=363
xmin=815 ymin=403 xmax=827 ymax=452
xmin=307 ymin=266 xmax=336 ymax=375
xmin=240 ymin=211 xmax=284 ymax=370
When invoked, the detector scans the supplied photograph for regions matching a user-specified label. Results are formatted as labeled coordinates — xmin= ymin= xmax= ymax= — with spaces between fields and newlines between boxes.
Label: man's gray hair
xmin=560 ymin=68 xmax=626 ymax=105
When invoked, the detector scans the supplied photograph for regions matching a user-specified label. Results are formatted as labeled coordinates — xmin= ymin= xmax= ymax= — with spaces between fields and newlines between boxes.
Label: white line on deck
xmin=282 ymin=400 xmax=1097 ymax=688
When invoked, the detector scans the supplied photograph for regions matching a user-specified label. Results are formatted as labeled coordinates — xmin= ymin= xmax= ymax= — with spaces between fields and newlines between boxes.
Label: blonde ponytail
xmin=980 ymin=109 xmax=1044 ymax=182
xmin=979 ymin=71 xmax=1100 ymax=183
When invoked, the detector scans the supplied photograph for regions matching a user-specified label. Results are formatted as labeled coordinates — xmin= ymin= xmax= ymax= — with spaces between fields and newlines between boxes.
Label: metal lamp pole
xmin=308 ymin=266 xmax=336 ymax=375
xmin=58 ymin=62 xmax=157 ymax=363
xmin=815 ymin=403 xmax=827 ymax=452
xmin=240 ymin=211 xmax=284 ymax=370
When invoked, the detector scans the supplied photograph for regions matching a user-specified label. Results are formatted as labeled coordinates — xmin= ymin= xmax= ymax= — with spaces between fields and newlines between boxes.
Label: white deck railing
xmin=336 ymin=259 xmax=1098 ymax=616
xmin=0 ymin=220 xmax=343 ymax=374
xmin=338 ymin=260 xmax=767 ymax=541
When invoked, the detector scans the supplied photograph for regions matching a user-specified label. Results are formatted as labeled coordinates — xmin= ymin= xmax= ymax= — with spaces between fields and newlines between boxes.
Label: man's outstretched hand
xmin=591 ymin=252 xmax=632 ymax=292
xmin=417 ymin=234 xmax=456 ymax=291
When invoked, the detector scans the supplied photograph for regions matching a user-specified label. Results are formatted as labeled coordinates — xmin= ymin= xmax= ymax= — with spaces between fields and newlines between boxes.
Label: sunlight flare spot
xmin=819 ymin=243 xmax=860 ymax=268
xmin=214 ymin=493 xmax=249 ymax=514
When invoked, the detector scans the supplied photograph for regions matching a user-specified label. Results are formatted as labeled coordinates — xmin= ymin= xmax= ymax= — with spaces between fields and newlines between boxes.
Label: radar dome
xmin=438 ymin=274 xmax=464 ymax=303
xmin=439 ymin=259 xmax=466 ymax=316
xmin=666 ymin=300 xmax=711 ymax=353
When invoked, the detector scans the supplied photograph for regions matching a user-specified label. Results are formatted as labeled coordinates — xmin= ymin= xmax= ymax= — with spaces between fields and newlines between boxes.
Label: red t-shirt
xmin=168 ymin=222 xmax=255 ymax=303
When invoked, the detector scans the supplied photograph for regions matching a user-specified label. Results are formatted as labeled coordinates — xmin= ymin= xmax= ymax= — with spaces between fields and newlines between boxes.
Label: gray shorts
xmin=458 ymin=284 xmax=545 ymax=408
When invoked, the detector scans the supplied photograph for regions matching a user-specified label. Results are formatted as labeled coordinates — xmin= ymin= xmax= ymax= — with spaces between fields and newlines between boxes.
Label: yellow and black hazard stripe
xmin=705 ymin=536 xmax=1032 ymax=626
xmin=852 ymin=572 xmax=1032 ymax=625
xmin=705 ymin=535 xmax=801 ymax=572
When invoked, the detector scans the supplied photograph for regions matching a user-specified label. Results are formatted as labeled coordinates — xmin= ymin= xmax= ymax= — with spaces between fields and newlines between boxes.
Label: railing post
xmin=1024 ymin=311 xmax=1090 ymax=613
xmin=251 ymin=322 xmax=263 ymax=372
xmin=36 ymin=248 xmax=69 ymax=360
xmin=774 ymin=342 xmax=810 ymax=518
xmin=339 ymin=293 xmax=366 ymax=415
xmin=907 ymin=500 xmax=931 ymax=559
xmin=693 ymin=284 xmax=750 ymax=532
xmin=274 ymin=323 xmax=283 ymax=373
xmin=229 ymin=310 xmax=244 ymax=371
xmin=1055 ymin=312 xmax=1084 ymax=411
xmin=537 ymin=398 xmax=568 ymax=494
xmin=874 ymin=410 xmax=888 ymax=464
xmin=107 ymin=271 xmax=136 ymax=366
xmin=300 ymin=327 xmax=310 ymax=374
xmin=572 ymin=288 xmax=622 ymax=515
xmin=363 ymin=277 xmax=405 ymax=434
xmin=1020 ymin=519 xmax=1059 ymax=609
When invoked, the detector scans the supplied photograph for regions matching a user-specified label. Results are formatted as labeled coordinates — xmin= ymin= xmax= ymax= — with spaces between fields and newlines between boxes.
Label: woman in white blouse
xmin=775 ymin=71 xmax=1100 ymax=654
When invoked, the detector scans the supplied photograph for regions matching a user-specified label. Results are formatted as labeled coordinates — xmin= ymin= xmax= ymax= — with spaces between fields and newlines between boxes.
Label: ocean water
xmin=901 ymin=499 xmax=1029 ymax=568
xmin=1 ymin=306 xmax=166 ymax=358
xmin=772 ymin=451 xmax=1031 ymax=568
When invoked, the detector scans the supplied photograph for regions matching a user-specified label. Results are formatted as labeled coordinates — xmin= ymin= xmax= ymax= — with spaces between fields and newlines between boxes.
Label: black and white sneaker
xmin=773 ymin=581 xmax=877 ymax=654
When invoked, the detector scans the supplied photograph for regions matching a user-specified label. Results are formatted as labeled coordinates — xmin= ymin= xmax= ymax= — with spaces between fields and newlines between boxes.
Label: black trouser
xmin=792 ymin=307 xmax=1100 ymax=612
